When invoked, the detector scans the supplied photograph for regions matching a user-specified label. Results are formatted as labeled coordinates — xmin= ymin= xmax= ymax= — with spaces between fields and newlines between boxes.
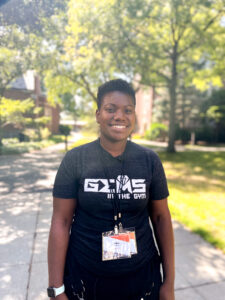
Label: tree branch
xmin=178 ymin=10 xmax=224 ymax=55
xmin=80 ymin=74 xmax=97 ymax=102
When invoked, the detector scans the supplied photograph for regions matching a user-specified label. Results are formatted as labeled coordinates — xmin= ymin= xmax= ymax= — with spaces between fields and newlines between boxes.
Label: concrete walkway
xmin=0 ymin=140 xmax=225 ymax=299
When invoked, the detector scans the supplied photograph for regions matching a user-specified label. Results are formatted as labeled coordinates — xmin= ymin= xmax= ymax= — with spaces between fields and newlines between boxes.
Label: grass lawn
xmin=70 ymin=136 xmax=97 ymax=149
xmin=157 ymin=151 xmax=225 ymax=253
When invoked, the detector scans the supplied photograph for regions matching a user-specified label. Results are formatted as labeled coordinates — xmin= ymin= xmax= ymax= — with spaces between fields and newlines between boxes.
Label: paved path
xmin=0 ymin=142 xmax=225 ymax=299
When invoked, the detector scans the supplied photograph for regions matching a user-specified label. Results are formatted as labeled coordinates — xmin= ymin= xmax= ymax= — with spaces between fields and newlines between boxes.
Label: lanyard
xmin=98 ymin=141 xmax=126 ymax=233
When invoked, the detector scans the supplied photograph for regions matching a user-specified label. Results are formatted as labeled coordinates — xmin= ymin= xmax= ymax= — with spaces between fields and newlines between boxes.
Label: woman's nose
xmin=114 ymin=109 xmax=125 ymax=120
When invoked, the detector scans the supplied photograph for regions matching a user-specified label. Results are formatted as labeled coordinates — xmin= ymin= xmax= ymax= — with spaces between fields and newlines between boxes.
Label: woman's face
xmin=96 ymin=91 xmax=136 ymax=143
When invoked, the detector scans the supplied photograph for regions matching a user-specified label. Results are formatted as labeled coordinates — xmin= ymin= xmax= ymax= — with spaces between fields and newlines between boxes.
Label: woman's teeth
xmin=112 ymin=125 xmax=126 ymax=128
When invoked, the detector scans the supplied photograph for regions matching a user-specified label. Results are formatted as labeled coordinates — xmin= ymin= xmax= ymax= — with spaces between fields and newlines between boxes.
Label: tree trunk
xmin=191 ymin=131 xmax=195 ymax=145
xmin=0 ymin=95 xmax=3 ymax=154
xmin=65 ymin=135 xmax=68 ymax=152
xmin=0 ymin=111 xmax=3 ymax=155
xmin=0 ymin=130 xmax=3 ymax=155
xmin=181 ymin=89 xmax=186 ymax=129
xmin=167 ymin=49 xmax=178 ymax=153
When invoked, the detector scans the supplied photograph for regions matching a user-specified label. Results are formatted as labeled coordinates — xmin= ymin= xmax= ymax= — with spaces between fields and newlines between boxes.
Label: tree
xmin=2 ymin=1 xmax=224 ymax=152
xmin=0 ymin=1 xmax=67 ymax=149
xmin=65 ymin=0 xmax=225 ymax=152
xmin=203 ymin=89 xmax=225 ymax=142
xmin=0 ymin=23 xmax=35 ymax=150
xmin=0 ymin=97 xmax=34 ymax=148
xmin=0 ymin=97 xmax=34 ymax=126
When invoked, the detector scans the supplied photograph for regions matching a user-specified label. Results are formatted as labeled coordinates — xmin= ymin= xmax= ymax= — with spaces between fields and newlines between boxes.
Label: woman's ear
xmin=96 ymin=109 xmax=100 ymax=124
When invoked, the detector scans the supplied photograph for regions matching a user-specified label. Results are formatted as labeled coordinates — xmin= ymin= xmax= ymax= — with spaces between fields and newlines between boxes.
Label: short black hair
xmin=97 ymin=79 xmax=136 ymax=109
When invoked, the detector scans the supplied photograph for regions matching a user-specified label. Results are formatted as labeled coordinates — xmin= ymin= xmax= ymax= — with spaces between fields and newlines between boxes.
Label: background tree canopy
xmin=1 ymin=0 xmax=225 ymax=152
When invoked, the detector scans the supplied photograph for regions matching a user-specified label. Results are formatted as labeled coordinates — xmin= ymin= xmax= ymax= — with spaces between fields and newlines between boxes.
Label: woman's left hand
xmin=159 ymin=282 xmax=175 ymax=300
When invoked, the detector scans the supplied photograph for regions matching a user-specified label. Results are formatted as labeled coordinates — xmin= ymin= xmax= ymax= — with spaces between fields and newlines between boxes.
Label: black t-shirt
xmin=53 ymin=139 xmax=169 ymax=276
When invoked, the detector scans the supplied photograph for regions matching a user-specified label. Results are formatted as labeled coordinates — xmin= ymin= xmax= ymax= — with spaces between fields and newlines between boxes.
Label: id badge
xmin=102 ymin=230 xmax=131 ymax=261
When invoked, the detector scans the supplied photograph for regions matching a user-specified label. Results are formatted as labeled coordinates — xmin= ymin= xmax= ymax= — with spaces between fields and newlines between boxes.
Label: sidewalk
xmin=0 ymin=140 xmax=225 ymax=299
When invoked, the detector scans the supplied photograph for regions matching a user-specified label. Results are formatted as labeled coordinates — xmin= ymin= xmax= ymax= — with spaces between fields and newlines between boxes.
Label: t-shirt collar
xmin=97 ymin=138 xmax=130 ymax=161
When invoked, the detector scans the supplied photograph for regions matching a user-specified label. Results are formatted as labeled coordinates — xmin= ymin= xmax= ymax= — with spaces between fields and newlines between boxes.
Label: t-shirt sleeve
xmin=149 ymin=153 xmax=169 ymax=201
xmin=53 ymin=150 xmax=78 ymax=199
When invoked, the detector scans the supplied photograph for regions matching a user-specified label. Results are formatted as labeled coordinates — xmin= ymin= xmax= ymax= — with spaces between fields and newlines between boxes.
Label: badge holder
xmin=102 ymin=224 xmax=131 ymax=261
xmin=102 ymin=220 xmax=138 ymax=261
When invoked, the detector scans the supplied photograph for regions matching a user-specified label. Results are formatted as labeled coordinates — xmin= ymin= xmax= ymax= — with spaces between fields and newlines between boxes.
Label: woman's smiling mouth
xmin=110 ymin=125 xmax=127 ymax=129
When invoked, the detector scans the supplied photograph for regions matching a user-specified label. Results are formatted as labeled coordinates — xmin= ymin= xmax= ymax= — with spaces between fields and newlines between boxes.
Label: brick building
xmin=3 ymin=70 xmax=59 ymax=138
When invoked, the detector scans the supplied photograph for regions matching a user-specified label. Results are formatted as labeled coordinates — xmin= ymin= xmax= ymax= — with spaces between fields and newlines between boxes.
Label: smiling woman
xmin=48 ymin=79 xmax=175 ymax=300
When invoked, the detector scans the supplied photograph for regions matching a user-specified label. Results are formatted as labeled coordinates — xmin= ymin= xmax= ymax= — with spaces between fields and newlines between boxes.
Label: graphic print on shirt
xmin=84 ymin=175 xmax=146 ymax=199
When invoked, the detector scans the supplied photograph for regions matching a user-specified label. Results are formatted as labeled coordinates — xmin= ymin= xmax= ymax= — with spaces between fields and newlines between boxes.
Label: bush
xmin=175 ymin=127 xmax=191 ymax=143
xmin=40 ymin=127 xmax=51 ymax=140
xmin=2 ymin=138 xmax=19 ymax=144
xmin=59 ymin=125 xmax=71 ymax=136
xmin=23 ymin=128 xmax=39 ymax=141
xmin=195 ymin=126 xmax=214 ymax=143
xmin=145 ymin=123 xmax=168 ymax=141
xmin=49 ymin=135 xmax=65 ymax=143
xmin=18 ymin=133 xmax=28 ymax=142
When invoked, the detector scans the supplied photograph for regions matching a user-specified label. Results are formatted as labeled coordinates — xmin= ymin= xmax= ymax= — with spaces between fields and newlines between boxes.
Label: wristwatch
xmin=47 ymin=284 xmax=65 ymax=298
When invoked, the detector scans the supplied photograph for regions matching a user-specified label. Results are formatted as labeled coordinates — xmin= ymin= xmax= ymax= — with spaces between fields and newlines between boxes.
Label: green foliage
xmin=145 ymin=123 xmax=168 ymax=141
xmin=0 ymin=96 xmax=52 ymax=144
xmin=175 ymin=126 xmax=191 ymax=143
xmin=1 ymin=139 xmax=54 ymax=155
xmin=69 ymin=136 xmax=96 ymax=150
xmin=40 ymin=127 xmax=51 ymax=140
xmin=2 ymin=138 xmax=19 ymax=144
xmin=23 ymin=128 xmax=39 ymax=141
xmin=200 ymin=89 xmax=225 ymax=142
xmin=0 ymin=22 xmax=40 ymax=150
xmin=206 ymin=105 xmax=225 ymax=124
xmin=48 ymin=135 xmax=65 ymax=143
xmin=62 ymin=0 xmax=225 ymax=152
xmin=1 ymin=133 xmax=65 ymax=155
xmin=195 ymin=125 xmax=214 ymax=143
xmin=0 ymin=24 xmax=34 ymax=96
xmin=34 ymin=116 xmax=51 ymax=127
xmin=1 ymin=0 xmax=225 ymax=153
xmin=59 ymin=124 xmax=71 ymax=136
xmin=0 ymin=97 xmax=34 ymax=128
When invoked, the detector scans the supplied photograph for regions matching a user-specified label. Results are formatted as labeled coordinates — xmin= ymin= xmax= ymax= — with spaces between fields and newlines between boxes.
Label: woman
xmin=47 ymin=79 xmax=175 ymax=300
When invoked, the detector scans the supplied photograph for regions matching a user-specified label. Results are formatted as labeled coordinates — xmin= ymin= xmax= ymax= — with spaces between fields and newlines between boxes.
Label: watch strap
xmin=55 ymin=284 xmax=65 ymax=297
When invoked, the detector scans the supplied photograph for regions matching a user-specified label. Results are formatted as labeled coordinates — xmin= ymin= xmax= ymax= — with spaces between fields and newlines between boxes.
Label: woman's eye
xmin=106 ymin=108 xmax=114 ymax=113
xmin=125 ymin=109 xmax=133 ymax=114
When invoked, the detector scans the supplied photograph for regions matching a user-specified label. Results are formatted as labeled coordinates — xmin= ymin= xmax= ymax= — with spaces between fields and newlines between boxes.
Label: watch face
xmin=47 ymin=287 xmax=55 ymax=298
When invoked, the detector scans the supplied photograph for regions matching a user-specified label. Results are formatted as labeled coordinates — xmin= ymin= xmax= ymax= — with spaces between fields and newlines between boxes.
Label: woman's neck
xmin=99 ymin=137 xmax=127 ymax=157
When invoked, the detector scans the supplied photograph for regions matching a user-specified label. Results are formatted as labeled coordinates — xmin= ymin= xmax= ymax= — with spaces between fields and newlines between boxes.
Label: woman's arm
xmin=149 ymin=198 xmax=175 ymax=300
xmin=48 ymin=197 xmax=76 ymax=299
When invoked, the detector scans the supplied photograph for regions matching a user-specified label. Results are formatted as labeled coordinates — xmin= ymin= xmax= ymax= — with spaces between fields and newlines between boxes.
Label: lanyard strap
xmin=98 ymin=142 xmax=125 ymax=230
